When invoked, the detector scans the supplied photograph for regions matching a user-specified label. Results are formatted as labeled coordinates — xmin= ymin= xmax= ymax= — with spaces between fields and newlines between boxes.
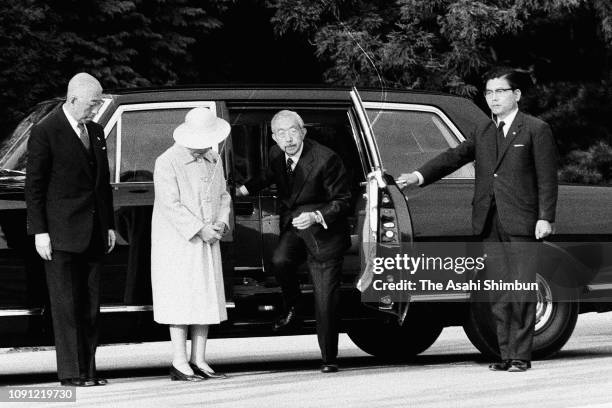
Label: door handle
xmin=128 ymin=188 xmax=149 ymax=194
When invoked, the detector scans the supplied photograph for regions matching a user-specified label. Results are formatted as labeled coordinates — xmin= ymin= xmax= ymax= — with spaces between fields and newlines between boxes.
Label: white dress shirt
xmin=62 ymin=104 xmax=85 ymax=138
xmin=495 ymin=107 xmax=519 ymax=138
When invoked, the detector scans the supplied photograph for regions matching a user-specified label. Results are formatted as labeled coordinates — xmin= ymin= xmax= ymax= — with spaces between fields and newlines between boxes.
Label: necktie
xmin=286 ymin=157 xmax=294 ymax=177
xmin=77 ymin=122 xmax=90 ymax=151
xmin=495 ymin=121 xmax=505 ymax=159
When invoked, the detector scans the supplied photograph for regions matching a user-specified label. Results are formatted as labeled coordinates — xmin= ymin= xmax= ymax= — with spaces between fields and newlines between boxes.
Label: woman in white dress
xmin=151 ymin=107 xmax=231 ymax=381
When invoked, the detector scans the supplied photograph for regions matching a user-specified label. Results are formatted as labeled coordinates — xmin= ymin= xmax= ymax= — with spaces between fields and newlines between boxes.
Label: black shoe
xmin=508 ymin=360 xmax=531 ymax=372
xmin=273 ymin=307 xmax=302 ymax=332
xmin=488 ymin=360 xmax=512 ymax=371
xmin=320 ymin=364 xmax=339 ymax=373
xmin=86 ymin=377 xmax=108 ymax=386
xmin=189 ymin=363 xmax=228 ymax=379
xmin=169 ymin=365 xmax=205 ymax=382
xmin=60 ymin=378 xmax=96 ymax=387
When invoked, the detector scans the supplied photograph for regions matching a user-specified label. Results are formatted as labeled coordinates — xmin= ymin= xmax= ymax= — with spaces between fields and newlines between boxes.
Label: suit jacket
xmin=245 ymin=139 xmax=351 ymax=261
xmin=418 ymin=111 xmax=558 ymax=236
xmin=26 ymin=106 xmax=114 ymax=253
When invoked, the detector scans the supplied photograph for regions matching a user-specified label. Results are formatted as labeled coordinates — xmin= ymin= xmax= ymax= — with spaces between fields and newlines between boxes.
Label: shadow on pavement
xmin=3 ymin=347 xmax=611 ymax=386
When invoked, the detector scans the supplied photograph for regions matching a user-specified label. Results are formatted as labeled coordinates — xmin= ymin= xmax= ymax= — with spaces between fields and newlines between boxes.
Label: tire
xmin=348 ymin=312 xmax=444 ymax=360
xmin=463 ymin=273 xmax=579 ymax=360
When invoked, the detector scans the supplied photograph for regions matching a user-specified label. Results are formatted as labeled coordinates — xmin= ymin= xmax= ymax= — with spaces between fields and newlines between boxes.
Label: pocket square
xmin=513 ymin=144 xmax=525 ymax=147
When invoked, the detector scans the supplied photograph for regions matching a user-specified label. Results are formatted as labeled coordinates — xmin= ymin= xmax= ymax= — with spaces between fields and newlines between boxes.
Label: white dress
xmin=151 ymin=144 xmax=230 ymax=324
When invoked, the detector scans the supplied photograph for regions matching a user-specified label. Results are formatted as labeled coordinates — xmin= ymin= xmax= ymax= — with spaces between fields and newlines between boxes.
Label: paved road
xmin=1 ymin=312 xmax=612 ymax=408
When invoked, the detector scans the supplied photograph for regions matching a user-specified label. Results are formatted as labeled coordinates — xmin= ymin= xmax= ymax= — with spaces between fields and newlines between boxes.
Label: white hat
xmin=173 ymin=107 xmax=231 ymax=149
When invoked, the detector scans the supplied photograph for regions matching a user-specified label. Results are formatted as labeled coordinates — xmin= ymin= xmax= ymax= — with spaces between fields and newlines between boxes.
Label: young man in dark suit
xmin=397 ymin=68 xmax=558 ymax=372
xmin=237 ymin=110 xmax=351 ymax=373
xmin=26 ymin=73 xmax=116 ymax=386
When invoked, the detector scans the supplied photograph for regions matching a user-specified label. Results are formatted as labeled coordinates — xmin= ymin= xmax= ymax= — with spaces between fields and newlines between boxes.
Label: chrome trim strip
xmin=98 ymin=302 xmax=236 ymax=313
xmin=350 ymin=89 xmax=384 ymax=171
xmin=232 ymin=319 xmax=316 ymax=327
xmin=409 ymin=293 xmax=471 ymax=302
xmin=115 ymin=117 xmax=122 ymax=183
xmin=100 ymin=305 xmax=153 ymax=313
xmin=234 ymin=266 xmax=264 ymax=271
xmin=587 ymin=283 xmax=612 ymax=291
xmin=92 ymin=98 xmax=113 ymax=123
xmin=0 ymin=308 xmax=44 ymax=317
xmin=347 ymin=111 xmax=370 ymax=177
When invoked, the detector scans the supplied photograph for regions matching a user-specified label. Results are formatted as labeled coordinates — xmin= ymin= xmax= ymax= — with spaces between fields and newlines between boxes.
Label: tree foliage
xmin=267 ymin=0 xmax=612 ymax=184
xmin=267 ymin=0 xmax=610 ymax=94
xmin=0 ymin=0 xmax=231 ymax=135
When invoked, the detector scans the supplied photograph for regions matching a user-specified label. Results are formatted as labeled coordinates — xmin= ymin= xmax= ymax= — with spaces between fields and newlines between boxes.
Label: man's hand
xmin=214 ymin=221 xmax=228 ymax=236
xmin=535 ymin=220 xmax=554 ymax=240
xmin=292 ymin=212 xmax=316 ymax=230
xmin=107 ymin=229 xmax=116 ymax=253
xmin=396 ymin=172 xmax=420 ymax=189
xmin=200 ymin=224 xmax=223 ymax=244
xmin=35 ymin=233 xmax=52 ymax=260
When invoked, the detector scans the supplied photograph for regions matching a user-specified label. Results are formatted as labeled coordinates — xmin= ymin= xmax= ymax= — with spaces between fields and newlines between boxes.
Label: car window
xmin=366 ymin=108 xmax=474 ymax=179
xmin=228 ymin=111 xmax=264 ymax=186
xmin=119 ymin=108 xmax=191 ymax=182
xmin=0 ymin=101 xmax=60 ymax=173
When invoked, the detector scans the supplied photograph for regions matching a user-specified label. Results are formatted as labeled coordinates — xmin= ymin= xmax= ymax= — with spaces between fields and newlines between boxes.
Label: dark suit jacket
xmin=26 ymin=106 xmax=114 ymax=253
xmin=245 ymin=139 xmax=351 ymax=261
xmin=418 ymin=111 xmax=558 ymax=236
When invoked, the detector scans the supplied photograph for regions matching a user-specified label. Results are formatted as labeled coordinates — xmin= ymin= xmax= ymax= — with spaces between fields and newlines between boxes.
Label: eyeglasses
xmin=273 ymin=126 xmax=302 ymax=139
xmin=484 ymin=88 xmax=514 ymax=98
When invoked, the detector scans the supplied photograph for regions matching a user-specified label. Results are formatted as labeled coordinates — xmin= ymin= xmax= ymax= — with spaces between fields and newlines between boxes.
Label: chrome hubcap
xmin=535 ymin=274 xmax=553 ymax=332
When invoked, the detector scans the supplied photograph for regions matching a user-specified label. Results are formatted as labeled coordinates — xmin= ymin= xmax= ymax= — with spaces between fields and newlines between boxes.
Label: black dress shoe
xmin=86 ymin=377 xmax=108 ymax=386
xmin=189 ymin=363 xmax=228 ymax=379
xmin=169 ymin=365 xmax=205 ymax=382
xmin=320 ymin=364 xmax=339 ymax=373
xmin=60 ymin=378 xmax=96 ymax=387
xmin=273 ymin=307 xmax=302 ymax=332
xmin=488 ymin=360 xmax=512 ymax=371
xmin=508 ymin=360 xmax=531 ymax=372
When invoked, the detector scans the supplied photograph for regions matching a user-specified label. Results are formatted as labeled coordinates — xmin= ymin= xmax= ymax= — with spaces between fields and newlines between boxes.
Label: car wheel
xmin=348 ymin=315 xmax=443 ymax=360
xmin=463 ymin=273 xmax=579 ymax=360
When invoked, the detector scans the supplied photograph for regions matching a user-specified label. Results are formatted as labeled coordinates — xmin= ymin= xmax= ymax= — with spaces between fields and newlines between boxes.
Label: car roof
xmin=104 ymin=85 xmax=489 ymax=136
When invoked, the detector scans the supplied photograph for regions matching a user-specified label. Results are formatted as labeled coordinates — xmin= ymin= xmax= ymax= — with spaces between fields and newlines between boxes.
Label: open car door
xmin=350 ymin=87 xmax=414 ymax=325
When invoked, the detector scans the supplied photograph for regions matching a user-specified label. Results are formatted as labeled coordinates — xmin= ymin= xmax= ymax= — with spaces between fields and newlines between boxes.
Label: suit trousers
xmin=45 ymin=221 xmax=104 ymax=380
xmin=271 ymin=228 xmax=343 ymax=363
xmin=482 ymin=204 xmax=539 ymax=361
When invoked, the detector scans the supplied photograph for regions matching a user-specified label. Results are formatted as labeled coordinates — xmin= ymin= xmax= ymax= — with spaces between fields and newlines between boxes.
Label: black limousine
xmin=1 ymin=86 xmax=611 ymax=360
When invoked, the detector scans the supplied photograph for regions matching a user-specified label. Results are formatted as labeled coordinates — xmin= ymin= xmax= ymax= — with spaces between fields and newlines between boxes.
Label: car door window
xmin=119 ymin=108 xmax=190 ymax=182
xmin=105 ymin=102 xmax=218 ymax=183
xmin=365 ymin=107 xmax=475 ymax=179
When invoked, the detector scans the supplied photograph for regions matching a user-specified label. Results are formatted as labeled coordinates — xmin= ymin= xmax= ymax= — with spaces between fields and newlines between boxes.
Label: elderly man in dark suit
xmin=26 ymin=73 xmax=116 ymax=386
xmin=237 ymin=110 xmax=351 ymax=373
xmin=398 ymin=68 xmax=558 ymax=372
